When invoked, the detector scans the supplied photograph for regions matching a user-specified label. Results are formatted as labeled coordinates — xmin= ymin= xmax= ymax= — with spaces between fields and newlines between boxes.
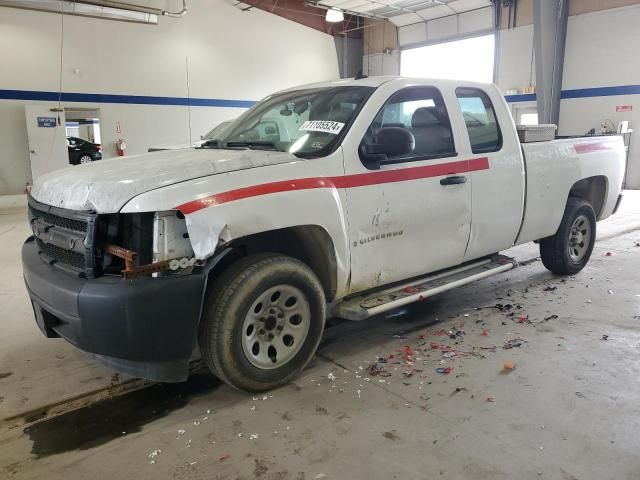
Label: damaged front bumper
xmin=22 ymin=237 xmax=207 ymax=382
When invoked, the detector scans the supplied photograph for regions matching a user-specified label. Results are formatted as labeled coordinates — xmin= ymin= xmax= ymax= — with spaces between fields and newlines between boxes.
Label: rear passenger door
xmin=344 ymin=86 xmax=473 ymax=293
xmin=454 ymin=87 xmax=524 ymax=260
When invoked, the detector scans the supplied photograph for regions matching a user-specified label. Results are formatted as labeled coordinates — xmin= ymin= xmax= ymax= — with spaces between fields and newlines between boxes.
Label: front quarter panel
xmin=121 ymin=150 xmax=351 ymax=298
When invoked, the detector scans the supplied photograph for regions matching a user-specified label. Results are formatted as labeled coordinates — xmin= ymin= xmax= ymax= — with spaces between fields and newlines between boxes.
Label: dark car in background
xmin=67 ymin=136 xmax=102 ymax=165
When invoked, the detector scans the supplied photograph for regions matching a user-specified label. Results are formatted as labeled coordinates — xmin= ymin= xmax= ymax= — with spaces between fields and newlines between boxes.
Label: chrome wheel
xmin=79 ymin=155 xmax=92 ymax=164
xmin=241 ymin=284 xmax=310 ymax=369
xmin=568 ymin=214 xmax=591 ymax=262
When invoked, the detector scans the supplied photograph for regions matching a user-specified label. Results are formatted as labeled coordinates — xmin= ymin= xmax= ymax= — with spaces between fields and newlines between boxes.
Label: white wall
xmin=0 ymin=1 xmax=340 ymax=194
xmin=495 ymin=24 xmax=534 ymax=93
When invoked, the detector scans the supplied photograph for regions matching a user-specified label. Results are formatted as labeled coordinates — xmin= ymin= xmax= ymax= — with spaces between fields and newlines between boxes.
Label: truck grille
xmin=28 ymin=195 xmax=98 ymax=276
xmin=36 ymin=238 xmax=87 ymax=269
xmin=31 ymin=209 xmax=88 ymax=233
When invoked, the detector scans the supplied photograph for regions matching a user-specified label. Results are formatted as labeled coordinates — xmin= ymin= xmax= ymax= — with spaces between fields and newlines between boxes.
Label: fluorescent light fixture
xmin=325 ymin=8 xmax=344 ymax=22
xmin=0 ymin=0 xmax=159 ymax=24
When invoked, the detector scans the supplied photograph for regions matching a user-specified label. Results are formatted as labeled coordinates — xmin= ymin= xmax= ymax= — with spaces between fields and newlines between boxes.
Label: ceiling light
xmin=325 ymin=8 xmax=344 ymax=22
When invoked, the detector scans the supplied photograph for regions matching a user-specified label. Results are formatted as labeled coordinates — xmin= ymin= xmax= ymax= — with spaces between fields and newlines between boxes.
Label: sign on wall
xmin=616 ymin=105 xmax=633 ymax=113
xmin=37 ymin=116 xmax=57 ymax=128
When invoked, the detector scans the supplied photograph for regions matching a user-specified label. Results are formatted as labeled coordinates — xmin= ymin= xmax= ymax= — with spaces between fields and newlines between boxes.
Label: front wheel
xmin=198 ymin=254 xmax=326 ymax=392
xmin=539 ymin=197 xmax=596 ymax=275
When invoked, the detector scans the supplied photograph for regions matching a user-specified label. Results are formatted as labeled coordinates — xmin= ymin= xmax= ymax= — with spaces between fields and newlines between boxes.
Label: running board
xmin=333 ymin=255 xmax=517 ymax=321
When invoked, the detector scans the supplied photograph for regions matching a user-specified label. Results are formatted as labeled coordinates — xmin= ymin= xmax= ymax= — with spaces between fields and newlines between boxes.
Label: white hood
xmin=30 ymin=148 xmax=298 ymax=213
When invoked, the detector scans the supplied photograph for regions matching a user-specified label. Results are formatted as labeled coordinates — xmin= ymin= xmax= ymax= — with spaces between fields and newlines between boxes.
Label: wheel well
xmin=568 ymin=176 xmax=607 ymax=219
xmin=205 ymin=226 xmax=338 ymax=301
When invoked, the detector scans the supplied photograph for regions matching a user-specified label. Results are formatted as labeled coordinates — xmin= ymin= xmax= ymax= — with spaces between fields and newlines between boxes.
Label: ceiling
xmin=315 ymin=0 xmax=493 ymax=26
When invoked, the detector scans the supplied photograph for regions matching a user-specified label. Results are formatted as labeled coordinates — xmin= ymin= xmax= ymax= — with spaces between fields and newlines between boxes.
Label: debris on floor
xmin=503 ymin=338 xmax=526 ymax=349
xmin=502 ymin=362 xmax=516 ymax=372
xmin=382 ymin=430 xmax=400 ymax=441
xmin=148 ymin=449 xmax=162 ymax=464
xmin=436 ymin=366 xmax=454 ymax=375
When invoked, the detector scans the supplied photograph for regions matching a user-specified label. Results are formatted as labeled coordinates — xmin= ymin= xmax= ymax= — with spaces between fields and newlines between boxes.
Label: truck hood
xmin=30 ymin=148 xmax=299 ymax=213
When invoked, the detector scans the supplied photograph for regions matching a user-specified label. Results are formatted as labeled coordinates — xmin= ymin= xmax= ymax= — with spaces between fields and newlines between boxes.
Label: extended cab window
xmin=360 ymin=86 xmax=456 ymax=165
xmin=456 ymin=87 xmax=502 ymax=153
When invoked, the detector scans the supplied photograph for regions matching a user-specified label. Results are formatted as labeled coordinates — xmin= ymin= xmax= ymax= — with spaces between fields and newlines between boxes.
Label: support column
xmin=533 ymin=0 xmax=569 ymax=125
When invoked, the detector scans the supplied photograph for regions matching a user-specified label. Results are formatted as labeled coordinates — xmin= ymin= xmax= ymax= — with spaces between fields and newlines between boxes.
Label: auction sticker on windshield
xmin=299 ymin=121 xmax=345 ymax=135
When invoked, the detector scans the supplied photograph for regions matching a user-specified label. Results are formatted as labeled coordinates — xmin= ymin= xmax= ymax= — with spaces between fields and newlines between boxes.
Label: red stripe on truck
xmin=177 ymin=157 xmax=489 ymax=214
xmin=574 ymin=142 xmax=612 ymax=154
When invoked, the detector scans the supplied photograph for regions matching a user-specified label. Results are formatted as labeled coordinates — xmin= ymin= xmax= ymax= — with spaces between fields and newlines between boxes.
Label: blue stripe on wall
xmin=505 ymin=84 xmax=640 ymax=103
xmin=0 ymin=89 xmax=256 ymax=108
xmin=504 ymin=93 xmax=536 ymax=102
xmin=2 ymin=85 xmax=639 ymax=106
xmin=561 ymin=84 xmax=640 ymax=99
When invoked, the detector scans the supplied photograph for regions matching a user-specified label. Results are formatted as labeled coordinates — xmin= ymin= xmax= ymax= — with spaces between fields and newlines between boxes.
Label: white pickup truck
xmin=23 ymin=77 xmax=625 ymax=391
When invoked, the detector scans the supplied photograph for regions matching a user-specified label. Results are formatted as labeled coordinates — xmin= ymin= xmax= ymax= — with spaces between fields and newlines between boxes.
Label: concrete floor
xmin=1 ymin=192 xmax=639 ymax=479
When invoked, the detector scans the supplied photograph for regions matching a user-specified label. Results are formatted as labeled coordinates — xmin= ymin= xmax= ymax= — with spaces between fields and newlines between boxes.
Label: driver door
xmin=344 ymin=86 xmax=473 ymax=293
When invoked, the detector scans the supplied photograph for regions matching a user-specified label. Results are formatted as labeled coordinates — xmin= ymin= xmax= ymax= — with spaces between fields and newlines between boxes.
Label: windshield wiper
xmin=201 ymin=139 xmax=223 ymax=149
xmin=225 ymin=140 xmax=280 ymax=151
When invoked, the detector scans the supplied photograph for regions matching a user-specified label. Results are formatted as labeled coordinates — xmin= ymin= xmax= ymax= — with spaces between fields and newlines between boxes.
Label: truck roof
xmin=276 ymin=76 xmax=496 ymax=93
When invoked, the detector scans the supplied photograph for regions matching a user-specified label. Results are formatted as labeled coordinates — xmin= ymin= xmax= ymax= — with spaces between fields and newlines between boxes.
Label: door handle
xmin=440 ymin=175 xmax=467 ymax=186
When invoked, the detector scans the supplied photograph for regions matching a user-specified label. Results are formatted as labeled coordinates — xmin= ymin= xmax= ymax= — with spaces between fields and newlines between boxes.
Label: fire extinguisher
xmin=116 ymin=139 xmax=127 ymax=157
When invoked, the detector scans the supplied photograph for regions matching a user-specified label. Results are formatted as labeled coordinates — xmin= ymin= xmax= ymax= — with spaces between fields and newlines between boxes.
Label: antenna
xmin=185 ymin=56 xmax=193 ymax=146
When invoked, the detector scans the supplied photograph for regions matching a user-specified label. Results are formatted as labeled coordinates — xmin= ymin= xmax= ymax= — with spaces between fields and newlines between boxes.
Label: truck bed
xmin=516 ymin=135 xmax=626 ymax=244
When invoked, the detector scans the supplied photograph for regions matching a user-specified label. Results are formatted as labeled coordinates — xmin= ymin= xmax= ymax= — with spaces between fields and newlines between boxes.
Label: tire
xmin=79 ymin=154 xmax=93 ymax=164
xmin=539 ymin=197 xmax=596 ymax=275
xmin=198 ymin=253 xmax=326 ymax=392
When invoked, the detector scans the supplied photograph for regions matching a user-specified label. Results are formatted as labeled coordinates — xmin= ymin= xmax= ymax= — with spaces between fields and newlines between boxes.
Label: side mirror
xmin=360 ymin=127 xmax=415 ymax=169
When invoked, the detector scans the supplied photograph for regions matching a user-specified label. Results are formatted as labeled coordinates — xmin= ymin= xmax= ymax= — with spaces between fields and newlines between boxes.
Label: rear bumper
xmin=22 ymin=237 xmax=206 ymax=382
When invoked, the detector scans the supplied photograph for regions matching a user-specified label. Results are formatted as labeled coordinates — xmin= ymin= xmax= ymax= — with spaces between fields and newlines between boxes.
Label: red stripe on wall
xmin=177 ymin=157 xmax=489 ymax=214
xmin=574 ymin=142 xmax=612 ymax=154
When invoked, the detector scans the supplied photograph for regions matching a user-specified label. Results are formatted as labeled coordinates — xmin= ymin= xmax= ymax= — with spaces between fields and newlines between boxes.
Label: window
xmin=456 ymin=87 xmax=502 ymax=153
xmin=361 ymin=86 xmax=455 ymax=164
xmin=401 ymin=35 xmax=495 ymax=84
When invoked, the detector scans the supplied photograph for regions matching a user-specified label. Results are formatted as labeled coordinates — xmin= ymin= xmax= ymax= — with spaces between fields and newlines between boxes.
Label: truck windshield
xmin=205 ymin=86 xmax=374 ymax=158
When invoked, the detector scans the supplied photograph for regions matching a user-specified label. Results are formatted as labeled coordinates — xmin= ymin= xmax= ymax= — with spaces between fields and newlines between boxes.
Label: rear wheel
xmin=539 ymin=197 xmax=596 ymax=275
xmin=198 ymin=254 xmax=326 ymax=392
xmin=79 ymin=154 xmax=93 ymax=164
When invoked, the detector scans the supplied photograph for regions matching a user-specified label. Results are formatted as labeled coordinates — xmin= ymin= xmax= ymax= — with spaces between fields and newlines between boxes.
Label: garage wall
xmin=0 ymin=1 xmax=340 ymax=195
xmin=495 ymin=24 xmax=534 ymax=94
xmin=498 ymin=4 xmax=640 ymax=189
